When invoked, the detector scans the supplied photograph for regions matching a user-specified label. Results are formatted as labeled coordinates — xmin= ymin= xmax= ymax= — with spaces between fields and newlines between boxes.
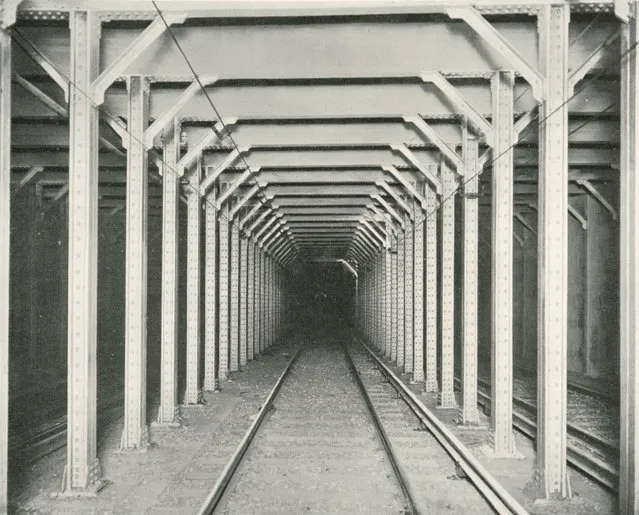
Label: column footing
xmin=480 ymin=443 xmax=525 ymax=460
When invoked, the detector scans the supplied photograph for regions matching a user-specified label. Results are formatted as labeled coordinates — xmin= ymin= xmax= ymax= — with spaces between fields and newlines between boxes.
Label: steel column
xmin=219 ymin=204 xmax=230 ymax=380
xmin=462 ymin=133 xmax=480 ymax=425
xmin=157 ymin=118 xmax=180 ymax=425
xmin=384 ymin=247 xmax=392 ymax=358
xmin=229 ymin=222 xmax=240 ymax=371
xmin=396 ymin=230 xmax=405 ymax=367
xmin=240 ymin=235 xmax=249 ymax=366
xmin=439 ymin=160 xmax=456 ymax=409
xmin=404 ymin=212 xmax=414 ymax=375
xmin=64 ymin=10 xmax=102 ymax=492
xmin=184 ymin=159 xmax=202 ymax=404
xmin=122 ymin=76 xmax=150 ymax=449
xmin=0 ymin=28 xmax=10 ymax=513
xmin=204 ymin=186 xmax=218 ymax=391
xmin=425 ymin=187 xmax=438 ymax=391
xmin=491 ymin=70 xmax=516 ymax=450
xmin=620 ymin=11 xmax=639 ymax=511
xmin=536 ymin=5 xmax=570 ymax=496
xmin=390 ymin=240 xmax=398 ymax=362
xmin=247 ymin=240 xmax=255 ymax=361
xmin=257 ymin=249 xmax=264 ymax=353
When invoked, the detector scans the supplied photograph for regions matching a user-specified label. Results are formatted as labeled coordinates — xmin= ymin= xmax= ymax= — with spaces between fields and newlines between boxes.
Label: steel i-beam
xmin=64 ymin=11 xmax=103 ymax=492
xmin=122 ymin=76 xmax=151 ymax=450
xmin=536 ymin=5 xmax=571 ymax=497
xmin=439 ymin=159 xmax=456 ymax=409
xmin=247 ymin=240 xmax=256 ymax=361
xmin=461 ymin=132 xmax=480 ymax=426
xmin=204 ymin=186 xmax=218 ymax=391
xmin=620 ymin=13 xmax=639 ymax=512
xmin=218 ymin=204 xmax=231 ymax=380
xmin=240 ymin=234 xmax=249 ymax=367
xmin=403 ymin=210 xmax=414 ymax=375
xmin=184 ymin=158 xmax=202 ymax=405
xmin=424 ymin=185 xmax=438 ymax=392
xmin=229 ymin=220 xmax=241 ymax=371
xmin=396 ymin=227 xmax=406 ymax=368
xmin=157 ymin=118 xmax=181 ymax=426
xmin=491 ymin=71 xmax=516 ymax=454
xmin=0 ymin=27 xmax=10 ymax=511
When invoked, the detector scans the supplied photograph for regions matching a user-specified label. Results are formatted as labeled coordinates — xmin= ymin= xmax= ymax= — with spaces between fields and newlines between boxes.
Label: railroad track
xmin=453 ymin=375 xmax=619 ymax=491
xmin=9 ymin=393 xmax=125 ymax=464
xmin=198 ymin=337 xmax=526 ymax=515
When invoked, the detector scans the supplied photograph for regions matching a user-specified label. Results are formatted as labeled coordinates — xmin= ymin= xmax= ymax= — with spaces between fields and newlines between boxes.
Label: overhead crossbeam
xmin=199 ymin=147 xmax=249 ymax=193
xmin=568 ymin=30 xmax=620 ymax=94
xmin=229 ymin=184 xmax=260 ymax=219
xmin=375 ymin=181 xmax=413 ymax=220
xmin=178 ymin=120 xmax=229 ymax=172
xmin=367 ymin=205 xmax=397 ymax=235
xmin=216 ymin=168 xmax=261 ymax=210
xmin=144 ymin=77 xmax=218 ymax=147
xmin=240 ymin=197 xmax=272 ymax=230
xmin=246 ymin=206 xmax=273 ymax=235
xmin=576 ymin=179 xmax=618 ymax=220
xmin=445 ymin=6 xmax=544 ymax=101
xmin=420 ymin=71 xmax=494 ymax=147
xmin=255 ymin=212 xmax=281 ymax=242
xmin=359 ymin=221 xmax=386 ymax=248
xmin=92 ymin=14 xmax=188 ymax=104
xmin=402 ymin=118 xmax=463 ymax=175
xmin=382 ymin=165 xmax=427 ymax=209
xmin=371 ymin=193 xmax=404 ymax=228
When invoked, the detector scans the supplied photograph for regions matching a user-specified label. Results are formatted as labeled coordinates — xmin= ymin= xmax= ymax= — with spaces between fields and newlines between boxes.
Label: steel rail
xmin=356 ymin=337 xmax=529 ymax=515
xmin=196 ymin=346 xmax=303 ymax=515
xmin=456 ymin=377 xmax=619 ymax=492
xmin=342 ymin=343 xmax=419 ymax=515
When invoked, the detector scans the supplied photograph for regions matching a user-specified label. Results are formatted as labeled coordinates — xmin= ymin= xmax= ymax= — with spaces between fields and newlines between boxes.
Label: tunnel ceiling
xmin=10 ymin=1 xmax=620 ymax=268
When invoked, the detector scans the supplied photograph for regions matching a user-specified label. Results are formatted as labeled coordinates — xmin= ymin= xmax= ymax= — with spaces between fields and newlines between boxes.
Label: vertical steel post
xmin=257 ymin=249 xmax=264 ymax=353
xmin=0 ymin=27 xmax=10 ymax=512
xmin=64 ymin=10 xmax=102 ymax=491
xmin=620 ymin=11 xmax=639 ymax=511
xmin=240 ymin=235 xmax=248 ymax=366
xmin=184 ymin=159 xmax=202 ymax=405
xmin=157 ymin=118 xmax=180 ymax=425
xmin=219 ymin=204 xmax=230 ymax=380
xmin=247 ymin=239 xmax=255 ymax=361
xmin=396 ymin=228 xmax=405 ymax=367
xmin=230 ymin=220 xmax=240 ymax=371
xmin=390 ymin=237 xmax=398 ymax=362
xmin=425 ymin=186 xmax=438 ymax=391
xmin=439 ymin=160 xmax=456 ymax=409
xmin=462 ymin=132 xmax=480 ymax=425
xmin=404 ymin=211 xmax=414 ymax=375
xmin=204 ymin=186 xmax=218 ymax=391
xmin=384 ymin=244 xmax=392 ymax=358
xmin=122 ymin=75 xmax=150 ymax=449
xmin=491 ymin=71 xmax=515 ymax=451
xmin=414 ymin=206 xmax=426 ymax=382
xmin=536 ymin=5 xmax=570 ymax=496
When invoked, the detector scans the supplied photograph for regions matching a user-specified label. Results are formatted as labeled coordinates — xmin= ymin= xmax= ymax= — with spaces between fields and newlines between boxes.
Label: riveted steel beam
xmin=396 ymin=227 xmax=405 ymax=367
xmin=439 ymin=158 xmax=456 ymax=409
xmin=247 ymin=240 xmax=256 ymax=360
xmin=218 ymin=204 xmax=230 ymax=379
xmin=393 ymin=141 xmax=445 ymax=189
xmin=461 ymin=129 xmax=480 ymax=426
xmin=240 ymin=197 xmax=273 ymax=230
xmin=184 ymin=157 xmax=202 ymax=404
xmin=200 ymin=147 xmax=250 ymax=193
xmin=246 ymin=206 xmax=273 ymax=235
xmin=446 ymin=6 xmax=544 ymax=101
xmin=371 ymin=193 xmax=404 ymax=228
xmin=63 ymin=10 xmax=102 ymax=493
xmin=204 ymin=185 xmax=218 ymax=391
xmin=568 ymin=30 xmax=620 ymax=94
xmin=216 ymin=168 xmax=261 ymax=210
xmin=177 ymin=120 xmax=230 ymax=172
xmin=122 ymin=75 xmax=151 ymax=449
xmin=240 ymin=235 xmax=248 ymax=367
xmin=229 ymin=221 xmax=240 ymax=371
xmin=421 ymin=71 xmax=494 ymax=147
xmin=376 ymin=181 xmax=413 ymax=220
xmin=403 ymin=211 xmax=414 ymax=375
xmin=145 ymin=77 xmax=218 ymax=147
xmin=383 ymin=165 xmax=427 ymax=209
xmin=424 ymin=186 xmax=438 ymax=392
xmin=92 ymin=14 xmax=188 ymax=104
xmin=229 ymin=184 xmax=260 ymax=219
xmin=536 ymin=4 xmax=570 ymax=497
xmin=0 ymin=28 xmax=10 ymax=513
xmin=156 ymin=118 xmax=181 ymax=426
xmin=491 ymin=70 xmax=516 ymax=455
xmin=576 ymin=179 xmax=618 ymax=219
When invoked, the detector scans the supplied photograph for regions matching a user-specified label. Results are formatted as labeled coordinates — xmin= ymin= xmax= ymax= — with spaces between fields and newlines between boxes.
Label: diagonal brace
xmin=199 ymin=146 xmax=249 ymax=193
xmin=383 ymin=165 xmax=427 ymax=209
xmin=577 ymin=179 xmax=618 ymax=220
xmin=376 ymin=181 xmax=413 ymax=220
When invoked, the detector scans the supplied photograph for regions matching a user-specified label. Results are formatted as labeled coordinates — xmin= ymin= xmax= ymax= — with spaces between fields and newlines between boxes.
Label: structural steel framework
xmin=0 ymin=0 xmax=635 ymax=512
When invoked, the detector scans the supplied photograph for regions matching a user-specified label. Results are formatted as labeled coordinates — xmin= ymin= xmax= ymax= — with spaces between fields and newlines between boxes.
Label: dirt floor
xmin=10 ymin=340 xmax=300 ymax=515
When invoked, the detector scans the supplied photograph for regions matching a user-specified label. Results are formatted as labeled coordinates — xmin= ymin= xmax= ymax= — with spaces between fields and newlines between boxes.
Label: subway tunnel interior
xmin=0 ymin=1 xmax=635 ymax=513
